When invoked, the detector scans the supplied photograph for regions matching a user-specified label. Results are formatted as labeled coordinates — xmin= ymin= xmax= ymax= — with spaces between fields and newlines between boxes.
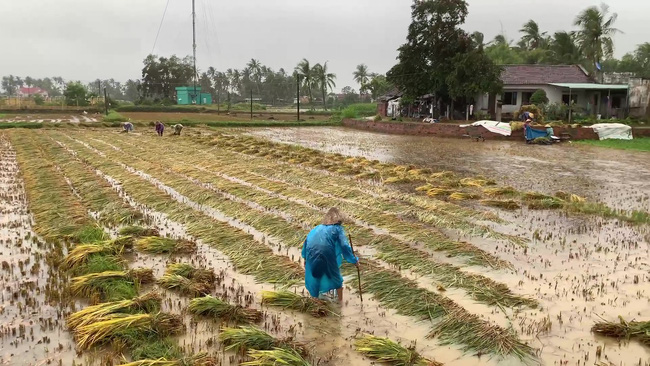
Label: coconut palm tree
xmin=312 ymin=62 xmax=336 ymax=111
xmin=295 ymin=58 xmax=314 ymax=109
xmin=519 ymin=20 xmax=547 ymax=50
xmin=246 ymin=58 xmax=263 ymax=95
xmin=353 ymin=64 xmax=370 ymax=101
xmin=574 ymin=3 xmax=620 ymax=74
xmin=549 ymin=31 xmax=582 ymax=64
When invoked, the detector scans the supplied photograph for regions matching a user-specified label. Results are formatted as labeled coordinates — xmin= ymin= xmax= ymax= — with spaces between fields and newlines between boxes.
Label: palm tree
xmin=246 ymin=58 xmax=263 ymax=95
xmin=519 ymin=20 xmax=547 ymax=50
xmin=491 ymin=34 xmax=509 ymax=46
xmin=574 ymin=3 xmax=621 ymax=74
xmin=295 ymin=58 xmax=314 ymax=109
xmin=550 ymin=31 xmax=582 ymax=64
xmin=353 ymin=64 xmax=370 ymax=101
xmin=312 ymin=62 xmax=336 ymax=111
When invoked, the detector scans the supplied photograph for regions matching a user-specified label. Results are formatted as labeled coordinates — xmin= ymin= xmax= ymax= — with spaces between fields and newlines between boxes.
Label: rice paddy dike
xmin=0 ymin=127 xmax=648 ymax=366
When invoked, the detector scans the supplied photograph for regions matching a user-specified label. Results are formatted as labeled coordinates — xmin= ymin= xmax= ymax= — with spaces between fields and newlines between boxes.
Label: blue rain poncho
xmin=301 ymin=224 xmax=358 ymax=297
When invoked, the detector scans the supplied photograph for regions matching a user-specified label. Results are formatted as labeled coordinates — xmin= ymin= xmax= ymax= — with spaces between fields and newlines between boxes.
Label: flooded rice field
xmin=244 ymin=127 xmax=650 ymax=213
xmin=0 ymin=127 xmax=648 ymax=366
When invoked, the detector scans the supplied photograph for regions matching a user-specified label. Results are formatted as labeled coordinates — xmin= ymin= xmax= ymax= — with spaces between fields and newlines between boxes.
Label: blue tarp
xmin=301 ymin=224 xmax=358 ymax=297
xmin=524 ymin=125 xmax=549 ymax=141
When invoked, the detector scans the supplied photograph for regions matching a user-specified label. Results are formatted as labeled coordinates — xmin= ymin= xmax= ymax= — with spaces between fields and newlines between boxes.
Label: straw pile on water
xmin=355 ymin=335 xmax=441 ymax=366
xmin=241 ymin=348 xmax=310 ymax=366
xmin=67 ymin=292 xmax=162 ymax=329
xmin=70 ymin=269 xmax=154 ymax=298
xmin=62 ymin=237 xmax=133 ymax=270
xmin=158 ymin=274 xmax=212 ymax=297
xmin=135 ymin=237 xmax=197 ymax=254
xmin=118 ymin=226 xmax=160 ymax=237
xmin=116 ymin=353 xmax=217 ymax=366
xmin=449 ymin=192 xmax=480 ymax=201
xmin=166 ymin=263 xmax=215 ymax=283
xmin=74 ymin=313 xmax=183 ymax=350
xmin=480 ymin=200 xmax=520 ymax=210
xmin=459 ymin=178 xmax=494 ymax=187
xmin=426 ymin=188 xmax=453 ymax=197
xmin=188 ymin=296 xmax=262 ymax=323
xmin=219 ymin=326 xmax=306 ymax=355
xmin=592 ymin=316 xmax=650 ymax=345
xmin=261 ymin=290 xmax=330 ymax=317
xmin=483 ymin=187 xmax=516 ymax=197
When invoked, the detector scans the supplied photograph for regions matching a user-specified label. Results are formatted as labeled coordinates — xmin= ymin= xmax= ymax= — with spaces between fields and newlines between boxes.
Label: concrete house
xmin=475 ymin=65 xmax=629 ymax=119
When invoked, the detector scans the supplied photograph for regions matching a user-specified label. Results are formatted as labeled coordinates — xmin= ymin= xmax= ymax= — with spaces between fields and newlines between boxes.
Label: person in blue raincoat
xmin=301 ymin=207 xmax=359 ymax=303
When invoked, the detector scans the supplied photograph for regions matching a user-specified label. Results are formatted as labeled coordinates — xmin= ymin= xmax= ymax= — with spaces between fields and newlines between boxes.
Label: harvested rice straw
xmin=219 ymin=326 xmax=307 ymax=355
xmin=355 ymin=335 xmax=441 ymax=366
xmin=459 ymin=178 xmax=493 ymax=187
xmin=241 ymin=348 xmax=310 ymax=366
xmin=261 ymin=290 xmax=331 ymax=317
xmin=384 ymin=176 xmax=411 ymax=184
xmin=449 ymin=192 xmax=480 ymax=201
xmin=480 ymin=200 xmax=520 ymax=210
xmin=61 ymin=237 xmax=133 ymax=270
xmin=188 ymin=296 xmax=262 ymax=323
xmin=415 ymin=184 xmax=433 ymax=192
xmin=592 ymin=316 xmax=650 ymax=345
xmin=483 ymin=187 xmax=516 ymax=197
xmin=158 ymin=274 xmax=212 ymax=297
xmin=70 ymin=269 xmax=154 ymax=297
xmin=426 ymin=188 xmax=452 ymax=197
xmin=135 ymin=237 xmax=197 ymax=254
xmin=116 ymin=353 xmax=217 ymax=366
xmin=118 ymin=226 xmax=160 ymax=237
xmin=67 ymin=292 xmax=162 ymax=329
xmin=74 ymin=313 xmax=183 ymax=350
xmin=165 ymin=263 xmax=216 ymax=284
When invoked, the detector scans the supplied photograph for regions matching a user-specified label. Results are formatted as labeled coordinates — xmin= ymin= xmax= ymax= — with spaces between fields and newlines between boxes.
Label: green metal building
xmin=175 ymin=86 xmax=212 ymax=105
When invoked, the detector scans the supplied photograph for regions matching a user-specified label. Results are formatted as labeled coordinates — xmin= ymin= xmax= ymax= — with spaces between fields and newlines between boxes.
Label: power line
xmin=151 ymin=0 xmax=171 ymax=55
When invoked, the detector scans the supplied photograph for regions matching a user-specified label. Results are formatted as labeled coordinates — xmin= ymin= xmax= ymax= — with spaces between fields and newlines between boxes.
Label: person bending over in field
xmin=302 ymin=207 xmax=359 ymax=303
xmin=172 ymin=124 xmax=183 ymax=136
xmin=154 ymin=121 xmax=165 ymax=136
xmin=122 ymin=122 xmax=134 ymax=133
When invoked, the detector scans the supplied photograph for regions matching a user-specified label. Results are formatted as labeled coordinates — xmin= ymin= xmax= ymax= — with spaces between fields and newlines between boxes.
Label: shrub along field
xmin=0 ymin=127 xmax=648 ymax=365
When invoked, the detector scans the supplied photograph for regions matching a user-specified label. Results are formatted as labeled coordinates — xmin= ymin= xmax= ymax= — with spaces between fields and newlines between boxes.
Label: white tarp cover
xmin=590 ymin=123 xmax=633 ymax=140
xmin=459 ymin=120 xmax=512 ymax=136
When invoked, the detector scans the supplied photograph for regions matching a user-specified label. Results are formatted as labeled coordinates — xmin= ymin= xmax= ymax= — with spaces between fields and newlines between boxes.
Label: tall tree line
xmin=482 ymin=3 xmax=650 ymax=78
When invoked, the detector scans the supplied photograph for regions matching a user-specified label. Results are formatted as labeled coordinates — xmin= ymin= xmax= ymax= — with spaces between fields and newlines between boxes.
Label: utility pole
xmin=97 ymin=80 xmax=101 ymax=98
xmin=192 ymin=0 xmax=198 ymax=105
xmin=296 ymin=74 xmax=300 ymax=121
xmin=250 ymin=90 xmax=253 ymax=120
xmin=104 ymin=88 xmax=109 ymax=115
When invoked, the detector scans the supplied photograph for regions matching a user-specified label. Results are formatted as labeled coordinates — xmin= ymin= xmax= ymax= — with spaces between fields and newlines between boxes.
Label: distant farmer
xmin=172 ymin=124 xmax=183 ymax=136
xmin=302 ymin=208 xmax=359 ymax=303
xmin=154 ymin=121 xmax=165 ymax=136
xmin=122 ymin=122 xmax=134 ymax=133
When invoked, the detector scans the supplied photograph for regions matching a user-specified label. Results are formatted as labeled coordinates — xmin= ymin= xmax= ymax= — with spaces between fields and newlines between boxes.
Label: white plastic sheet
xmin=590 ymin=123 xmax=633 ymax=140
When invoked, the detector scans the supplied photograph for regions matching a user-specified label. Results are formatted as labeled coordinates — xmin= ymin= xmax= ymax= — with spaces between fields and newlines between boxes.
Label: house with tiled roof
xmin=17 ymin=87 xmax=49 ymax=98
xmin=475 ymin=65 xmax=629 ymax=119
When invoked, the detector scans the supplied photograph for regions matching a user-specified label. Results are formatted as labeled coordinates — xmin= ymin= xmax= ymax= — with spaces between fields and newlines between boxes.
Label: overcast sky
xmin=1 ymin=0 xmax=648 ymax=91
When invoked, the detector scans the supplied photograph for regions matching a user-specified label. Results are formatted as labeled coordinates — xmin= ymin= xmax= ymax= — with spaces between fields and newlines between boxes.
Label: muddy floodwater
xmin=243 ymin=127 xmax=650 ymax=213
xmin=2 ymin=128 xmax=650 ymax=366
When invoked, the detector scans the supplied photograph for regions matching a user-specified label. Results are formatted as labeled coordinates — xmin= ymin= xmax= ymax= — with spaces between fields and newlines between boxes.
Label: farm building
xmin=475 ymin=65 xmax=629 ymax=119
xmin=175 ymin=86 xmax=212 ymax=105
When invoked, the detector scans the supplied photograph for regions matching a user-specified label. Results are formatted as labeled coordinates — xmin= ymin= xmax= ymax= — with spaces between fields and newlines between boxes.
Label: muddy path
xmin=241 ymin=127 xmax=650 ymax=213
